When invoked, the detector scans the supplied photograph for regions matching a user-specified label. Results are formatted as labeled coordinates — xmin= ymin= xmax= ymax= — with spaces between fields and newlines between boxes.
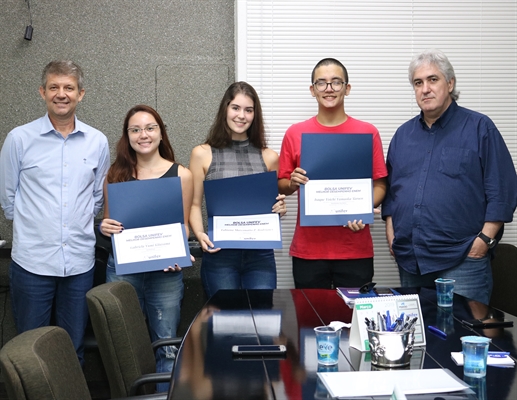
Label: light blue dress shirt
xmin=0 ymin=114 xmax=110 ymax=277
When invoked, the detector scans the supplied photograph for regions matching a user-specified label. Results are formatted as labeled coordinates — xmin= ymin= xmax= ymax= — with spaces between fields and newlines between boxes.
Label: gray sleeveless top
xmin=205 ymin=139 xmax=267 ymax=181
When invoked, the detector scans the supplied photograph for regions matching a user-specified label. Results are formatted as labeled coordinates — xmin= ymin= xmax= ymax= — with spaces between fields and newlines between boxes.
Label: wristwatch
xmin=477 ymin=232 xmax=497 ymax=249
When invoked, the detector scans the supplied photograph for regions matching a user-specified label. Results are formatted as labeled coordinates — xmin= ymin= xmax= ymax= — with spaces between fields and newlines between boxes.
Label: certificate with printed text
xmin=108 ymin=177 xmax=191 ymax=274
xmin=213 ymin=213 xmax=281 ymax=243
xmin=304 ymin=178 xmax=373 ymax=216
xmin=300 ymin=133 xmax=374 ymax=226
xmin=112 ymin=223 xmax=186 ymax=265
xmin=204 ymin=171 xmax=282 ymax=249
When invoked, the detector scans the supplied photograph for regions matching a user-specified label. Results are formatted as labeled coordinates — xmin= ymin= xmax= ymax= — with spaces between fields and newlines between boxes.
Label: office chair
xmin=490 ymin=243 xmax=517 ymax=316
xmin=0 ymin=326 xmax=91 ymax=400
xmin=0 ymin=326 xmax=169 ymax=400
xmin=86 ymin=281 xmax=182 ymax=398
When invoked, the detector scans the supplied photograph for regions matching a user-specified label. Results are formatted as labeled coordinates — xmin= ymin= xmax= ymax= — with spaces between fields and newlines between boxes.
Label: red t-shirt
xmin=279 ymin=116 xmax=387 ymax=260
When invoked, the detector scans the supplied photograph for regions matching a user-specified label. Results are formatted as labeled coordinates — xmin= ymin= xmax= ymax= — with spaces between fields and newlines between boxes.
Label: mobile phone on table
xmin=231 ymin=344 xmax=286 ymax=356
xmin=374 ymin=287 xmax=395 ymax=296
xmin=461 ymin=318 xmax=513 ymax=329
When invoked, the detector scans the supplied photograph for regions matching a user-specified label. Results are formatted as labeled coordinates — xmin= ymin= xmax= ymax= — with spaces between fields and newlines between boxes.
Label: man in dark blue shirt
xmin=382 ymin=49 xmax=517 ymax=304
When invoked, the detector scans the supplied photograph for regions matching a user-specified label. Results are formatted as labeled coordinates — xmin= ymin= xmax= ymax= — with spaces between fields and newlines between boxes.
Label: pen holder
xmin=367 ymin=328 xmax=415 ymax=367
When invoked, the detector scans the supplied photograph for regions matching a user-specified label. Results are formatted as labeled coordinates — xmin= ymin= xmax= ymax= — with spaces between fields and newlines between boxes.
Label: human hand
xmin=164 ymin=264 xmax=182 ymax=272
xmin=467 ymin=237 xmax=489 ymax=259
xmin=100 ymin=218 xmax=123 ymax=236
xmin=289 ymin=167 xmax=308 ymax=190
xmin=197 ymin=232 xmax=221 ymax=253
xmin=385 ymin=216 xmax=395 ymax=257
xmin=388 ymin=238 xmax=395 ymax=257
xmin=345 ymin=219 xmax=365 ymax=232
xmin=273 ymin=194 xmax=287 ymax=217
xmin=163 ymin=254 xmax=196 ymax=272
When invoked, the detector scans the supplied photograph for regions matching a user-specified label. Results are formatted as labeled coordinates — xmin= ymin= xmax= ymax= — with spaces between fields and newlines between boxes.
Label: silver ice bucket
xmin=367 ymin=328 xmax=415 ymax=367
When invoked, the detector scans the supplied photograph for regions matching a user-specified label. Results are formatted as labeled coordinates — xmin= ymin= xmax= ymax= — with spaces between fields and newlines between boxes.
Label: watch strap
xmin=477 ymin=231 xmax=497 ymax=248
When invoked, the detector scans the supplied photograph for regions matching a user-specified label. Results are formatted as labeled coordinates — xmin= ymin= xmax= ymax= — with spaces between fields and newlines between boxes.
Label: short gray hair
xmin=41 ymin=60 xmax=84 ymax=91
xmin=408 ymin=49 xmax=459 ymax=101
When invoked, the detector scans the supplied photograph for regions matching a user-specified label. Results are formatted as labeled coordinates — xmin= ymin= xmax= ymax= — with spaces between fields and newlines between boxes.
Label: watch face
xmin=488 ymin=239 xmax=497 ymax=249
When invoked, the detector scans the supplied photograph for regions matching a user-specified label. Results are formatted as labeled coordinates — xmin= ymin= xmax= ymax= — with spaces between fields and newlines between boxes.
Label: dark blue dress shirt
xmin=382 ymin=101 xmax=517 ymax=275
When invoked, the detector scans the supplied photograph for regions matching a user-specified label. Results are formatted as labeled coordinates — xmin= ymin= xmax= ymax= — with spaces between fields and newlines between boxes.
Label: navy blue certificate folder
xmin=204 ymin=171 xmax=282 ymax=249
xmin=107 ymin=177 xmax=191 ymax=274
xmin=300 ymin=133 xmax=373 ymax=226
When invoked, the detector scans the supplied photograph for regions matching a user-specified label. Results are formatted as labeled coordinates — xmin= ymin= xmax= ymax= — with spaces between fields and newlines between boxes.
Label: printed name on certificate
xmin=213 ymin=213 xmax=281 ymax=242
xmin=304 ymin=178 xmax=372 ymax=216
xmin=114 ymin=223 xmax=186 ymax=264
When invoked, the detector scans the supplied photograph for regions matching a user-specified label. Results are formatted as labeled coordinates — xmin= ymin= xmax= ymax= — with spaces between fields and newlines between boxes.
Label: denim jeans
xmin=106 ymin=254 xmax=183 ymax=391
xmin=201 ymin=249 xmax=277 ymax=298
xmin=9 ymin=260 xmax=94 ymax=366
xmin=399 ymin=255 xmax=493 ymax=304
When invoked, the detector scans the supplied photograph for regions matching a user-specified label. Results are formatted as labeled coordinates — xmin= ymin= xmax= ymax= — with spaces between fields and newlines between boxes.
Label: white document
xmin=451 ymin=352 xmax=515 ymax=367
xmin=213 ymin=213 xmax=281 ymax=242
xmin=113 ymin=223 xmax=186 ymax=264
xmin=304 ymin=178 xmax=372 ymax=216
xmin=318 ymin=369 xmax=469 ymax=398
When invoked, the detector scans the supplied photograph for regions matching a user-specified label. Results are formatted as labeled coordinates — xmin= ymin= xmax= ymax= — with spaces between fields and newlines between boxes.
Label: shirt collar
xmin=418 ymin=100 xmax=458 ymax=129
xmin=40 ymin=113 xmax=86 ymax=136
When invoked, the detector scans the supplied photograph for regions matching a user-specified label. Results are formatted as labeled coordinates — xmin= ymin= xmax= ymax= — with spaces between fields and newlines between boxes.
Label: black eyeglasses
xmin=313 ymin=80 xmax=347 ymax=92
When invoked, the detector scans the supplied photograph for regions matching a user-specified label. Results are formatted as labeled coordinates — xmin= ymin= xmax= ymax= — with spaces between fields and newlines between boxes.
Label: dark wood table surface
xmin=168 ymin=288 xmax=517 ymax=399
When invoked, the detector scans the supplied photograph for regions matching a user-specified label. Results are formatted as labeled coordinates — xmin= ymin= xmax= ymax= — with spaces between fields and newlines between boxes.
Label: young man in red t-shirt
xmin=278 ymin=58 xmax=387 ymax=288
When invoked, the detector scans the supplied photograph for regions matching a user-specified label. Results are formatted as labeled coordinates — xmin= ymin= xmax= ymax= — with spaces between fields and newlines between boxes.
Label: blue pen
xmin=386 ymin=310 xmax=392 ymax=331
xmin=488 ymin=351 xmax=510 ymax=358
xmin=428 ymin=325 xmax=447 ymax=339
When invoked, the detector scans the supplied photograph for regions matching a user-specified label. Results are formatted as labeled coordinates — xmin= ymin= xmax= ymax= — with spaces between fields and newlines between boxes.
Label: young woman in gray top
xmin=189 ymin=82 xmax=286 ymax=298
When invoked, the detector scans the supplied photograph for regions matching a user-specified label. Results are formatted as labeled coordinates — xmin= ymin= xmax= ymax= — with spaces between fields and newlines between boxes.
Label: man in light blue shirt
xmin=0 ymin=60 xmax=110 ymax=365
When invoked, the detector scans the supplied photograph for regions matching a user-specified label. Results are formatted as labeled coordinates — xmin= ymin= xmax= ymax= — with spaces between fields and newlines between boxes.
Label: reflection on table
xmin=168 ymin=288 xmax=517 ymax=400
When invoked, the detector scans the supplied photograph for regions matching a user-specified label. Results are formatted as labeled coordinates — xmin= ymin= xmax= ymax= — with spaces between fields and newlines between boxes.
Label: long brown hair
xmin=107 ymin=105 xmax=175 ymax=183
xmin=206 ymin=81 xmax=267 ymax=149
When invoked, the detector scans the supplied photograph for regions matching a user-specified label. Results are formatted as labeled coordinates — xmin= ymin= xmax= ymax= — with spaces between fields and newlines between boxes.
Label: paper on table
xmin=317 ymin=369 xmax=469 ymax=398
xmin=451 ymin=352 xmax=515 ymax=367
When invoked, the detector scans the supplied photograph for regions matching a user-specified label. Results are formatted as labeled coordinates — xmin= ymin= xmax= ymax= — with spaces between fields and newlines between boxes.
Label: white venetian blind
xmin=236 ymin=0 xmax=517 ymax=288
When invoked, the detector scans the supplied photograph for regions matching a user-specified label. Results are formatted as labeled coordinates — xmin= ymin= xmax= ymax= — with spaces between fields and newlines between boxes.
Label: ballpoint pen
xmin=488 ymin=351 xmax=510 ymax=358
xmin=386 ymin=310 xmax=391 ymax=330
xmin=428 ymin=325 xmax=447 ymax=339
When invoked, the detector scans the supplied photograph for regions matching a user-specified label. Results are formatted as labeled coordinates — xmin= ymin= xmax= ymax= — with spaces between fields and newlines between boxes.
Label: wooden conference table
xmin=167 ymin=288 xmax=517 ymax=399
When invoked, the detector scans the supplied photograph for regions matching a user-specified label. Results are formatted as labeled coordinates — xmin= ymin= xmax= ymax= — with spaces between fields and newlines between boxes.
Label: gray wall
xmin=0 ymin=0 xmax=235 ymax=242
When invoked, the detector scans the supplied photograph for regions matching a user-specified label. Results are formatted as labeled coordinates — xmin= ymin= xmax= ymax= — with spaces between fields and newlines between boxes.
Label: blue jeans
xmin=399 ymin=255 xmax=493 ymax=304
xmin=106 ymin=254 xmax=183 ymax=390
xmin=9 ymin=260 xmax=94 ymax=366
xmin=201 ymin=249 xmax=277 ymax=298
